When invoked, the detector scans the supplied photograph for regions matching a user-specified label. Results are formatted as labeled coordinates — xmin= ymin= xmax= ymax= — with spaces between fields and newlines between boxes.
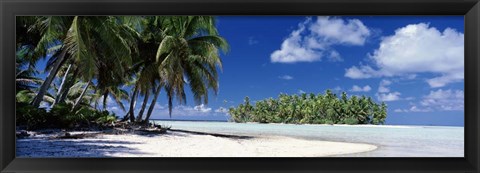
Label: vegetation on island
xmin=229 ymin=90 xmax=387 ymax=125
xmin=16 ymin=16 xmax=227 ymax=130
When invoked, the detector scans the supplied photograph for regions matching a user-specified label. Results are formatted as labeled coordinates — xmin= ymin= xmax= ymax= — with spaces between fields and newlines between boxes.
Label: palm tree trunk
xmin=128 ymin=84 xmax=139 ymax=122
xmin=51 ymin=63 xmax=72 ymax=108
xmin=103 ymin=92 xmax=108 ymax=111
xmin=72 ymin=81 xmax=90 ymax=110
xmin=31 ymin=49 xmax=67 ymax=107
xmin=94 ymin=88 xmax=99 ymax=110
xmin=58 ymin=68 xmax=79 ymax=104
xmin=144 ymin=85 xmax=162 ymax=124
xmin=136 ymin=91 xmax=150 ymax=122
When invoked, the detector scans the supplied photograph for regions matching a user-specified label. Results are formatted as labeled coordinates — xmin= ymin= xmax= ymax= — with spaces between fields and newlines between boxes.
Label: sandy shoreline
xmin=17 ymin=130 xmax=377 ymax=157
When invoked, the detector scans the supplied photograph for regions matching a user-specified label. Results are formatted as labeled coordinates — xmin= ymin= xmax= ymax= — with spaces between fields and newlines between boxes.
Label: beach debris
xmin=168 ymin=129 xmax=253 ymax=139
xmin=35 ymin=129 xmax=61 ymax=134
xmin=55 ymin=132 xmax=100 ymax=139
xmin=16 ymin=130 xmax=30 ymax=138
xmin=135 ymin=128 xmax=168 ymax=135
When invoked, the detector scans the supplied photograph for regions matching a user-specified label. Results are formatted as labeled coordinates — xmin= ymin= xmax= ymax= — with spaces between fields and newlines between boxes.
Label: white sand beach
xmin=16 ymin=131 xmax=377 ymax=157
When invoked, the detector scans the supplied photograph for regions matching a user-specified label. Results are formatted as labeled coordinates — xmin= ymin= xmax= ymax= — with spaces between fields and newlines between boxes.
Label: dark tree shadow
xmin=16 ymin=137 xmax=150 ymax=157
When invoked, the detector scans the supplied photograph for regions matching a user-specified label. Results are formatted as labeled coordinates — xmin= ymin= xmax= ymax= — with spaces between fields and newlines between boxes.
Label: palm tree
xmin=120 ymin=16 xmax=169 ymax=123
xmin=17 ymin=16 xmax=232 ymax=128
xmin=229 ymin=90 xmax=387 ymax=125
xmin=30 ymin=16 xmax=138 ymax=108
xmin=115 ymin=16 xmax=228 ymax=124
xmin=155 ymin=16 xmax=228 ymax=117
xmin=144 ymin=83 xmax=163 ymax=123
xmin=16 ymin=53 xmax=42 ymax=94
xmin=16 ymin=16 xmax=43 ymax=105
xmin=28 ymin=16 xmax=74 ymax=107
xmin=129 ymin=16 xmax=228 ymax=124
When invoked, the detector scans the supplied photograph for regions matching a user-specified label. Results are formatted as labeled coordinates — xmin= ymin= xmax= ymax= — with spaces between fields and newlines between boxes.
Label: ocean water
xmin=153 ymin=120 xmax=464 ymax=157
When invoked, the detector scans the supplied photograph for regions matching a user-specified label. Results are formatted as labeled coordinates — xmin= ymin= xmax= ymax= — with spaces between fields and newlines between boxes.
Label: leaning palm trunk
xmin=128 ymin=84 xmax=139 ymax=122
xmin=57 ymin=68 xmax=78 ymax=104
xmin=72 ymin=81 xmax=90 ymax=110
xmin=136 ymin=91 xmax=150 ymax=122
xmin=102 ymin=92 xmax=108 ymax=111
xmin=144 ymin=85 xmax=162 ymax=124
xmin=31 ymin=49 xmax=67 ymax=107
xmin=51 ymin=63 xmax=72 ymax=108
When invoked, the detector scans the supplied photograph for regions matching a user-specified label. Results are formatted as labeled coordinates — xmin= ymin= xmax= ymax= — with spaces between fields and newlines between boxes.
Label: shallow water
xmin=153 ymin=120 xmax=464 ymax=157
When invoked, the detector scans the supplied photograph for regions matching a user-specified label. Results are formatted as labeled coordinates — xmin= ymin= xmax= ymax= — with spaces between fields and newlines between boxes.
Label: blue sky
xmin=37 ymin=16 xmax=465 ymax=126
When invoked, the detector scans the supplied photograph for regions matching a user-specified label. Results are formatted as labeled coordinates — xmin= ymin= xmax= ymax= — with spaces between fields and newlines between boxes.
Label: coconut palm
xmin=116 ymin=16 xmax=228 ymax=124
xmin=123 ymin=16 xmax=165 ymax=122
xmin=155 ymin=16 xmax=228 ymax=117
xmin=229 ymin=90 xmax=387 ymax=125
xmin=16 ymin=16 xmax=233 ymax=129
xmin=16 ymin=52 xmax=42 ymax=94
xmin=27 ymin=16 xmax=73 ymax=107
xmin=30 ymin=16 xmax=138 ymax=108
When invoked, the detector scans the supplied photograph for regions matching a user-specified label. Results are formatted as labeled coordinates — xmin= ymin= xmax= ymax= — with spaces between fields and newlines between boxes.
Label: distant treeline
xmin=228 ymin=90 xmax=387 ymax=125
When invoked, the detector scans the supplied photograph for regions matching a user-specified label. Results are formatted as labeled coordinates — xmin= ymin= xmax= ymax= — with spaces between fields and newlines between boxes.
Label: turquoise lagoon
xmin=153 ymin=120 xmax=464 ymax=157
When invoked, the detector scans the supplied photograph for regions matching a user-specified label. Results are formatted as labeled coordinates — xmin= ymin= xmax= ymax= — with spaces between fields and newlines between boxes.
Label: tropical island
xmin=15 ymin=16 xmax=464 ymax=157
xmin=229 ymin=91 xmax=387 ymax=125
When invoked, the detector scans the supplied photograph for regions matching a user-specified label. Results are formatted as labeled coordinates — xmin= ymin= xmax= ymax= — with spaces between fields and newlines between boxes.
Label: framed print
xmin=1 ymin=0 xmax=479 ymax=172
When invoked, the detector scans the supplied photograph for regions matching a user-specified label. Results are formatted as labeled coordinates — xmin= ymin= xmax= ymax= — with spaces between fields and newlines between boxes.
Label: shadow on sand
xmin=16 ymin=129 xmax=254 ymax=157
xmin=168 ymin=129 xmax=254 ymax=139
xmin=16 ymin=137 xmax=149 ymax=157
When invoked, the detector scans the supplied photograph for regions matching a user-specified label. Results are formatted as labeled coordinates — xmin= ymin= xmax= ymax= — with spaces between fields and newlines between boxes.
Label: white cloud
xmin=349 ymin=85 xmax=371 ymax=92
xmin=110 ymin=106 xmax=120 ymax=111
xmin=376 ymin=92 xmax=401 ymax=102
xmin=154 ymin=102 xmax=165 ymax=109
xmin=394 ymin=106 xmax=433 ymax=113
xmin=309 ymin=16 xmax=371 ymax=45
xmin=328 ymin=50 xmax=343 ymax=62
xmin=344 ymin=65 xmax=380 ymax=79
xmin=426 ymin=73 xmax=464 ymax=88
xmin=271 ymin=20 xmax=319 ymax=63
xmin=420 ymin=89 xmax=464 ymax=111
xmin=345 ymin=23 xmax=464 ymax=88
xmin=378 ymin=79 xmax=392 ymax=93
xmin=408 ymin=106 xmax=433 ymax=112
xmin=298 ymin=90 xmax=306 ymax=94
xmin=374 ymin=79 xmax=402 ymax=102
xmin=146 ymin=103 xmax=234 ymax=118
xmin=214 ymin=107 xmax=229 ymax=114
xmin=395 ymin=89 xmax=464 ymax=113
xmin=193 ymin=104 xmax=212 ymax=113
xmin=278 ymin=75 xmax=294 ymax=80
xmin=133 ymin=104 xmax=214 ymax=118
xmin=271 ymin=16 xmax=370 ymax=63
xmin=333 ymin=86 xmax=343 ymax=92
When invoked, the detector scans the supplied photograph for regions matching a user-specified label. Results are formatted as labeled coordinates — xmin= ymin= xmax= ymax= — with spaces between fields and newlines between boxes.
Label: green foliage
xmin=15 ymin=16 xmax=228 ymax=127
xmin=229 ymin=91 xmax=388 ymax=125
xmin=16 ymin=103 xmax=118 ymax=130
xmin=95 ymin=112 xmax=117 ymax=124
xmin=16 ymin=103 xmax=49 ymax=130
xmin=343 ymin=117 xmax=359 ymax=125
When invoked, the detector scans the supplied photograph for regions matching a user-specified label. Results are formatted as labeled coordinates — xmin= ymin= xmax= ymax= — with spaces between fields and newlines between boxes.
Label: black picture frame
xmin=1 ymin=0 xmax=479 ymax=172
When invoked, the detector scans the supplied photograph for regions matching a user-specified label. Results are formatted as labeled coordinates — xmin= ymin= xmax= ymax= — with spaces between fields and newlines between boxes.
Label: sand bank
xmin=17 ymin=131 xmax=377 ymax=157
